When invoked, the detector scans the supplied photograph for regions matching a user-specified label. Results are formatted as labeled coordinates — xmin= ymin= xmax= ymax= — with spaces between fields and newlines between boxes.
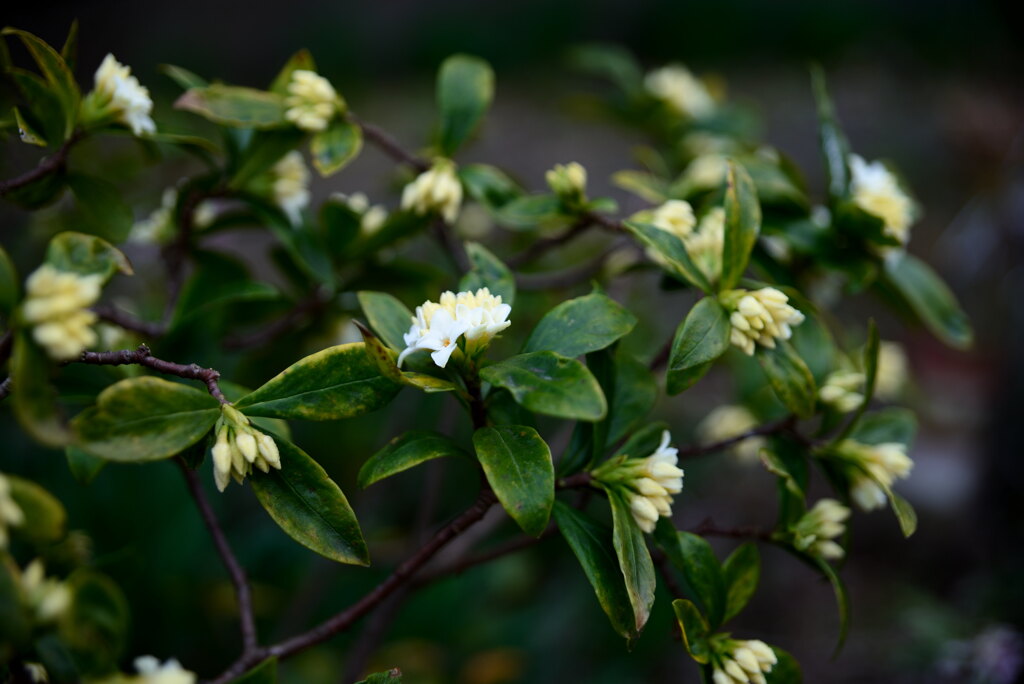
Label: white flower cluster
xmin=722 ymin=287 xmax=805 ymax=356
xmin=835 ymin=439 xmax=914 ymax=511
xmin=332 ymin=192 xmax=388 ymax=235
xmin=643 ymin=201 xmax=724 ymax=282
xmin=644 ymin=64 xmax=716 ymax=119
xmin=0 ymin=473 xmax=25 ymax=549
xmin=92 ymin=54 xmax=156 ymax=136
xmin=698 ymin=404 xmax=764 ymax=462
xmin=211 ymin=406 xmax=281 ymax=492
xmin=128 ymin=656 xmax=197 ymax=684
xmin=545 ymin=162 xmax=587 ymax=204
xmin=284 ymin=69 xmax=342 ymax=132
xmin=792 ymin=498 xmax=850 ymax=560
xmin=20 ymin=559 xmax=71 ymax=623
xmin=397 ymin=288 xmax=511 ymax=369
xmin=401 ymin=159 xmax=463 ymax=224
xmin=849 ymin=154 xmax=915 ymax=248
xmin=592 ymin=431 xmax=684 ymax=534
xmin=819 ymin=370 xmax=865 ymax=413
xmin=23 ymin=265 xmax=103 ymax=360
xmin=875 ymin=341 xmax=908 ymax=401
xmin=712 ymin=639 xmax=778 ymax=684
xmin=648 ymin=199 xmax=696 ymax=241
xmin=272 ymin=151 xmax=311 ymax=225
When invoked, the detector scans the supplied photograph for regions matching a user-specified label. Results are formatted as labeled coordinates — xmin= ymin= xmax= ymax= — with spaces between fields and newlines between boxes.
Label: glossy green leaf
xmin=269 ymin=49 xmax=316 ymax=95
xmin=0 ymin=244 xmax=18 ymax=315
xmin=9 ymin=69 xmax=64 ymax=145
xmin=473 ymin=425 xmax=554 ymax=537
xmin=814 ymin=556 xmax=850 ymax=655
xmin=458 ymin=163 xmax=521 ymax=209
xmin=66 ymin=446 xmax=106 ymax=485
xmin=612 ymin=170 xmax=669 ymax=204
xmin=766 ymin=647 xmax=803 ymax=684
xmin=810 ymin=65 xmax=851 ymax=203
xmin=720 ymin=161 xmax=761 ymax=290
xmin=250 ymin=435 xmax=369 ymax=565
xmin=524 ymin=293 xmax=637 ymax=358
xmin=480 ymin=351 xmax=607 ymax=422
xmin=72 ymin=377 xmax=220 ymax=462
xmin=66 ymin=174 xmax=133 ymax=243
xmin=850 ymin=407 xmax=917 ymax=446
xmin=887 ymin=489 xmax=918 ymax=538
xmin=6 ymin=475 xmax=66 ymax=545
xmin=607 ymin=350 xmax=658 ymax=446
xmin=613 ymin=421 xmax=669 ymax=461
xmin=59 ymin=20 xmax=78 ymax=70
xmin=606 ymin=487 xmax=656 ymax=633
xmin=721 ymin=543 xmax=760 ymax=623
xmin=761 ymin=444 xmax=808 ymax=501
xmin=883 ymin=253 xmax=972 ymax=349
xmin=229 ymin=128 xmax=306 ymax=188
xmin=229 ymin=657 xmax=277 ymax=684
xmin=311 ymin=119 xmax=362 ymax=176
xmin=160 ymin=64 xmax=208 ymax=90
xmin=359 ymin=431 xmax=465 ymax=488
xmin=553 ymin=502 xmax=637 ymax=641
xmin=45 ymin=231 xmax=132 ymax=281
xmin=12 ymin=104 xmax=47 ymax=146
xmin=2 ymin=28 xmax=79 ymax=138
xmin=459 ymin=242 xmax=516 ymax=306
xmin=655 ymin=524 xmax=726 ymax=628
xmin=436 ymin=54 xmax=494 ymax=155
xmin=358 ymin=291 xmax=415 ymax=351
xmin=172 ymin=250 xmax=279 ymax=327
xmin=623 ymin=220 xmax=712 ymax=293
xmin=320 ymin=197 xmax=362 ymax=256
xmin=493 ymin=194 xmax=562 ymax=230
xmin=356 ymin=669 xmax=403 ymax=684
xmin=236 ymin=343 xmax=402 ymax=420
xmin=672 ymin=598 xmax=711 ymax=664
xmin=175 ymin=85 xmax=287 ymax=128
xmin=61 ymin=570 xmax=130 ymax=677
xmin=757 ymin=342 xmax=817 ymax=419
xmin=11 ymin=332 xmax=71 ymax=447
xmin=667 ymin=296 xmax=731 ymax=394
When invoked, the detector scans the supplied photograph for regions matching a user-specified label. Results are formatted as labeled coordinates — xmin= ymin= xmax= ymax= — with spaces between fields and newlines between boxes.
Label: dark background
xmin=2 ymin=1 xmax=1023 ymax=682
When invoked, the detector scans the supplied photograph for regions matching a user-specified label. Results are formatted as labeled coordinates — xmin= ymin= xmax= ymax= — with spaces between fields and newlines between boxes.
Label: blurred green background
xmin=2 ymin=1 xmax=1023 ymax=682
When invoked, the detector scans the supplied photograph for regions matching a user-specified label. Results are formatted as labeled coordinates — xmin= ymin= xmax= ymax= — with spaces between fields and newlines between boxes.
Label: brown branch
xmin=177 ymin=460 xmax=259 ymax=655
xmin=348 ymin=113 xmax=429 ymax=172
xmin=648 ymin=336 xmax=673 ymax=372
xmin=689 ymin=518 xmax=774 ymax=542
xmin=581 ymin=210 xmax=627 ymax=234
xmin=73 ymin=344 xmax=229 ymax=404
xmin=0 ymin=132 xmax=82 ymax=197
xmin=93 ymin=305 xmax=168 ymax=339
xmin=505 ymin=219 xmax=594 ymax=268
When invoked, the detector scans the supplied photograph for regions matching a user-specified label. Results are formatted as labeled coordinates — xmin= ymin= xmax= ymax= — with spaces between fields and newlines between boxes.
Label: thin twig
xmin=505 ymin=219 xmax=594 ymax=268
xmin=689 ymin=518 xmax=774 ymax=542
xmin=177 ymin=460 xmax=259 ymax=655
xmin=74 ymin=344 xmax=229 ymax=404
xmin=649 ymin=336 xmax=673 ymax=372
xmin=515 ymin=242 xmax=629 ymax=291
xmin=431 ymin=219 xmax=471 ymax=274
xmin=0 ymin=132 xmax=82 ymax=196
xmin=348 ymin=114 xmax=429 ymax=172
xmin=93 ymin=305 xmax=168 ymax=338
xmin=651 ymin=548 xmax=686 ymax=600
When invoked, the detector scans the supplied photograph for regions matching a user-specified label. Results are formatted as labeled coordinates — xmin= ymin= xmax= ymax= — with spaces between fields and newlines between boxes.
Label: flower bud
xmin=83 ymin=54 xmax=156 ymax=136
xmin=849 ymin=154 xmax=915 ymax=250
xmin=284 ymin=69 xmax=342 ymax=132
xmin=272 ymin=151 xmax=311 ymax=225
xmin=401 ymin=159 xmax=463 ymax=224
xmin=545 ymin=162 xmax=587 ymax=206
xmin=644 ymin=64 xmax=716 ymax=119
xmin=22 ymin=265 xmax=103 ymax=361
xmin=721 ymin=287 xmax=805 ymax=356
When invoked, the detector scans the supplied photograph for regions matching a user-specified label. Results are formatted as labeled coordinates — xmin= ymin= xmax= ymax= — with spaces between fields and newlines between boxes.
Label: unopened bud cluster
xmin=639 ymin=200 xmax=725 ymax=282
xmin=710 ymin=638 xmax=778 ymax=684
xmin=0 ymin=473 xmax=25 ymax=549
xmin=720 ymin=287 xmax=805 ymax=356
xmin=332 ymin=192 xmax=388 ymax=235
xmin=849 ymin=154 xmax=915 ymax=249
xmin=284 ymin=70 xmax=343 ymax=132
xmin=401 ymin=159 xmax=462 ymax=224
xmin=20 ymin=559 xmax=71 ymax=624
xmin=791 ymin=498 xmax=850 ymax=561
xmin=211 ymin=406 xmax=281 ymax=492
xmin=832 ymin=439 xmax=913 ymax=511
xmin=545 ymin=162 xmax=587 ymax=207
xmin=22 ymin=265 xmax=103 ymax=360
xmin=272 ymin=151 xmax=312 ymax=225
xmin=644 ymin=64 xmax=716 ymax=119
xmin=83 ymin=54 xmax=156 ymax=136
xmin=398 ymin=288 xmax=511 ymax=369
xmin=591 ymin=431 xmax=684 ymax=533
xmin=819 ymin=370 xmax=865 ymax=413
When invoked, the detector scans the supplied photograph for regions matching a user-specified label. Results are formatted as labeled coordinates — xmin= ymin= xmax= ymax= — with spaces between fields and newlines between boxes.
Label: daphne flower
xmin=22 ymin=265 xmax=103 ymax=360
xmin=647 ymin=200 xmax=697 ymax=241
xmin=791 ymin=499 xmax=850 ymax=561
xmin=332 ymin=192 xmax=388 ymax=235
xmin=210 ymin=406 xmax=281 ymax=492
xmin=644 ymin=64 xmax=716 ymax=119
xmin=131 ymin=656 xmax=196 ymax=684
xmin=545 ymin=162 xmax=588 ymax=206
xmin=833 ymin=439 xmax=914 ymax=511
xmin=592 ymin=430 xmax=684 ymax=533
xmin=819 ymin=370 xmax=865 ymax=413
xmin=89 ymin=54 xmax=156 ymax=136
xmin=401 ymin=159 xmax=462 ymax=224
xmin=397 ymin=288 xmax=511 ymax=369
xmin=682 ymin=154 xmax=729 ymax=190
xmin=721 ymin=287 xmax=805 ymax=356
xmin=284 ymin=70 xmax=342 ymax=132
xmin=272 ymin=151 xmax=311 ymax=225
xmin=712 ymin=639 xmax=777 ymax=684
xmin=849 ymin=154 xmax=915 ymax=248
xmin=698 ymin=405 xmax=764 ymax=463
xmin=684 ymin=207 xmax=725 ymax=281
xmin=20 ymin=559 xmax=71 ymax=623
xmin=874 ymin=341 xmax=908 ymax=401
xmin=0 ymin=473 xmax=25 ymax=549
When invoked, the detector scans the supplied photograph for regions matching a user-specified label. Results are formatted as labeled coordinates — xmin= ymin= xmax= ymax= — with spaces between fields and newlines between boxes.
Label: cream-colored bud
xmin=712 ymin=669 xmax=734 ymax=684
xmin=284 ymin=70 xmax=341 ymax=132
xmin=235 ymin=431 xmax=258 ymax=463
xmin=629 ymin=494 xmax=659 ymax=524
xmin=733 ymin=647 xmax=761 ymax=674
xmin=256 ymin=432 xmax=281 ymax=469
xmin=722 ymin=658 xmax=748 ymax=681
xmin=723 ymin=287 xmax=805 ymax=356
xmin=634 ymin=477 xmax=668 ymax=497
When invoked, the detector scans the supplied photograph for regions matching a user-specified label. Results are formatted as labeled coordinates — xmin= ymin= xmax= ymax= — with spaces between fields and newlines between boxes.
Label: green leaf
xmin=359 ymin=431 xmax=466 ymax=488
xmin=160 ymin=64 xmax=208 ymax=91
xmin=250 ymin=435 xmax=369 ymax=565
xmin=436 ymin=54 xmax=494 ymax=155
xmin=757 ymin=342 xmax=817 ymax=419
xmin=721 ymin=543 xmax=760 ymax=623
xmin=814 ymin=556 xmax=850 ymax=655
xmin=606 ymin=487 xmax=656 ymax=633
xmin=567 ymin=44 xmax=643 ymax=97
xmin=2 ymin=28 xmax=79 ymax=138
xmin=666 ymin=296 xmax=731 ymax=394
xmin=766 ymin=647 xmax=803 ymax=684
xmin=310 ymin=119 xmax=362 ymax=176
xmin=473 ymin=425 xmax=554 ymax=537
xmin=0 ymin=148 xmax=66 ymax=208
xmin=229 ymin=128 xmax=307 ymax=188
xmin=356 ymin=669 xmax=403 ymax=684
xmin=480 ymin=351 xmax=607 ymax=422
xmin=236 ymin=343 xmax=402 ymax=420
xmin=269 ymin=49 xmax=316 ymax=95
xmin=175 ymin=85 xmax=287 ymax=128
xmin=60 ymin=20 xmax=79 ymax=72
xmin=887 ymin=489 xmax=918 ymax=538
xmin=0 ymin=244 xmax=18 ymax=316
xmin=493 ymin=194 xmax=563 ymax=230
xmin=552 ymin=502 xmax=637 ymax=641
xmin=850 ymin=407 xmax=917 ymax=446
xmin=72 ymin=377 xmax=220 ymax=462
xmin=623 ymin=220 xmax=712 ymax=293
xmin=229 ymin=657 xmax=277 ymax=684
xmin=172 ymin=250 xmax=279 ymax=327
xmin=720 ymin=161 xmax=761 ymax=290
xmin=835 ymin=320 xmax=879 ymax=442
xmin=0 ymin=557 xmax=30 ymax=646
xmin=9 ymin=70 xmax=64 ymax=144
xmin=655 ymin=524 xmax=726 ymax=628
xmin=459 ymin=242 xmax=516 ymax=306
xmin=45 ymin=231 xmax=132 ymax=281
xmin=66 ymin=174 xmax=133 ymax=243
xmin=761 ymin=444 xmax=808 ymax=501
xmin=672 ymin=599 xmax=711 ymax=664
xmin=6 ymin=475 xmax=66 ymax=545
xmin=810 ymin=65 xmax=851 ymax=204
xmin=12 ymin=104 xmax=47 ymax=147
xmin=613 ymin=421 xmax=669 ymax=460
xmin=11 ymin=332 xmax=71 ymax=447
xmin=883 ymin=253 xmax=972 ymax=349
xmin=358 ymin=291 xmax=414 ymax=352
xmin=61 ymin=570 xmax=130 ymax=677
xmin=320 ymin=198 xmax=362 ymax=256
xmin=607 ymin=350 xmax=658 ymax=446
xmin=66 ymin=446 xmax=106 ymax=485
xmin=524 ymin=293 xmax=637 ymax=358
xmin=458 ymin=163 xmax=522 ymax=209
xmin=612 ymin=170 xmax=669 ymax=203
